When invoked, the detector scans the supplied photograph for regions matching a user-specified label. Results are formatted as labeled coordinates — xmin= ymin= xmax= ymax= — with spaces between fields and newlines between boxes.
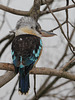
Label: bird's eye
xmin=31 ymin=26 xmax=33 ymax=29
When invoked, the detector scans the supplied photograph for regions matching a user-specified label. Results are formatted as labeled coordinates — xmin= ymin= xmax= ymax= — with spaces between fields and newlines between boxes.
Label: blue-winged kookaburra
xmin=11 ymin=16 xmax=56 ymax=94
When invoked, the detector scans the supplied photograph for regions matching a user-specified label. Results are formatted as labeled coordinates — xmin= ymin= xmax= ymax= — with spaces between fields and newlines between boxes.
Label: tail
xmin=19 ymin=68 xmax=30 ymax=94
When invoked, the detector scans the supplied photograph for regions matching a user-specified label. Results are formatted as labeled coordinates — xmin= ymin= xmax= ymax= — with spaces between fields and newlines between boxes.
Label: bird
xmin=11 ymin=16 xmax=56 ymax=94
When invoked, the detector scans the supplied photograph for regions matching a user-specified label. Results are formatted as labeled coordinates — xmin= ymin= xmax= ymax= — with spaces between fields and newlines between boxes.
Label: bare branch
xmin=33 ymin=74 xmax=38 ymax=100
xmin=31 ymin=57 xmax=75 ymax=100
xmin=0 ymin=57 xmax=75 ymax=73
xmin=0 ymin=4 xmax=75 ymax=17
xmin=0 ymin=34 xmax=13 ymax=43
xmin=49 ymin=21 xmax=66 ymax=32
xmin=45 ymin=2 xmax=75 ymax=55
xmin=0 ymin=71 xmax=16 ymax=88
xmin=9 ymin=78 xmax=18 ymax=100
xmin=0 ymin=57 xmax=75 ymax=88
xmin=30 ymin=0 xmax=41 ymax=20
xmin=0 ymin=0 xmax=11 ymax=30
xmin=66 ymin=0 xmax=69 ymax=39
xmin=0 ymin=34 xmax=15 ymax=57
xmin=41 ymin=0 xmax=54 ymax=5
xmin=0 ymin=63 xmax=15 ymax=71
xmin=35 ymin=28 xmax=75 ymax=98
xmin=72 ymin=0 xmax=75 ymax=4
xmin=40 ymin=4 xmax=75 ymax=16
xmin=50 ymin=80 xmax=71 ymax=91
xmin=0 ymin=4 xmax=30 ymax=16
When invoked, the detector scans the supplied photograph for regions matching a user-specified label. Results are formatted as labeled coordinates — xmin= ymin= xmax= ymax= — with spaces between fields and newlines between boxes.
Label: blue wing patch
xmin=20 ymin=64 xmax=24 ymax=68
xmin=11 ymin=50 xmax=14 ymax=56
xmin=33 ymin=44 xmax=42 ymax=58
xmin=40 ymin=39 xmax=42 ymax=46
xmin=19 ymin=56 xmax=24 ymax=68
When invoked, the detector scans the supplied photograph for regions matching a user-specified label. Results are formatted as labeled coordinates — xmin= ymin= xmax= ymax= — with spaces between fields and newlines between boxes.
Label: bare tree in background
xmin=0 ymin=0 xmax=75 ymax=100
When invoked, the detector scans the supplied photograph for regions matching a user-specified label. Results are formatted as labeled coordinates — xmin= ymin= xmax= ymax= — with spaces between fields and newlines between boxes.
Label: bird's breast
xmin=11 ymin=34 xmax=42 ymax=66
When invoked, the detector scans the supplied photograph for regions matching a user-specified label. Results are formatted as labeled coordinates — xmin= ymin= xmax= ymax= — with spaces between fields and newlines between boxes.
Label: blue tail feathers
xmin=19 ymin=68 xmax=30 ymax=94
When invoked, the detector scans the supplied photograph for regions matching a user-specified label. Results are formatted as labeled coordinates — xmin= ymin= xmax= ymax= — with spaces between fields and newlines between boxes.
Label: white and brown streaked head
xmin=15 ymin=16 xmax=56 ymax=37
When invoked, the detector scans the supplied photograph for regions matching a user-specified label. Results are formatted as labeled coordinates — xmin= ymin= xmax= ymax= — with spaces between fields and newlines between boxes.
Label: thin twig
xmin=40 ymin=4 xmax=75 ymax=16
xmin=31 ymin=27 xmax=75 ymax=99
xmin=68 ymin=21 xmax=75 ymax=28
xmin=34 ymin=74 xmax=38 ymax=100
xmin=49 ymin=21 xmax=66 ymax=32
xmin=31 ymin=57 xmax=75 ymax=100
xmin=45 ymin=1 xmax=75 ymax=55
xmin=0 ymin=34 xmax=15 ymax=57
xmin=0 ymin=34 xmax=13 ymax=43
xmin=33 ymin=65 xmax=38 ymax=100
xmin=72 ymin=0 xmax=75 ymax=4
xmin=50 ymin=80 xmax=71 ymax=91
xmin=66 ymin=0 xmax=69 ymax=39
xmin=0 ymin=0 xmax=11 ymax=29
xmin=9 ymin=78 xmax=18 ymax=100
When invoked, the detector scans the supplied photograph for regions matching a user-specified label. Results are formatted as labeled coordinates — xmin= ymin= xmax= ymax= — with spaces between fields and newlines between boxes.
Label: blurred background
xmin=0 ymin=0 xmax=75 ymax=100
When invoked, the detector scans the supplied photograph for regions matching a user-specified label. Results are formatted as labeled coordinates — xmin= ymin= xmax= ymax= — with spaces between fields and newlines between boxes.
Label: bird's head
xmin=15 ymin=17 xmax=56 ymax=37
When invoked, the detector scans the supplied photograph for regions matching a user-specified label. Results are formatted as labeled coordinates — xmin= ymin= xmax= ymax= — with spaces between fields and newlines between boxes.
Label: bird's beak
xmin=39 ymin=29 xmax=57 ymax=37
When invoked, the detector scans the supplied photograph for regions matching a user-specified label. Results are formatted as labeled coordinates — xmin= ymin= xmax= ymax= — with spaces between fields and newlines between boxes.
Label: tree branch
xmin=45 ymin=2 xmax=75 ymax=55
xmin=0 ymin=4 xmax=75 ymax=16
xmin=0 ymin=34 xmax=13 ymax=44
xmin=0 ymin=57 xmax=75 ymax=88
xmin=40 ymin=4 xmax=75 ymax=16
xmin=0 ymin=4 xmax=30 ymax=16
xmin=41 ymin=0 xmax=54 ymax=5
xmin=0 ymin=57 xmax=75 ymax=73
xmin=33 ymin=28 xmax=75 ymax=98
xmin=30 ymin=0 xmax=41 ymax=20
xmin=31 ymin=57 xmax=75 ymax=100
xmin=0 ymin=71 xmax=16 ymax=88
xmin=0 ymin=34 xmax=15 ymax=57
